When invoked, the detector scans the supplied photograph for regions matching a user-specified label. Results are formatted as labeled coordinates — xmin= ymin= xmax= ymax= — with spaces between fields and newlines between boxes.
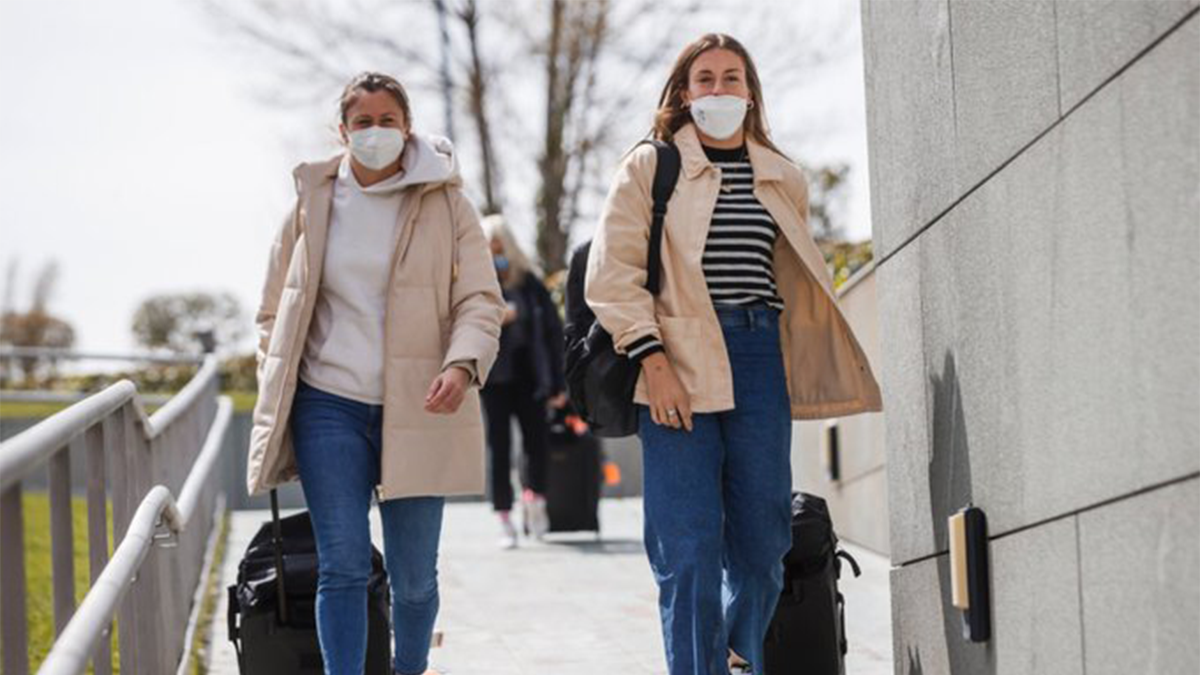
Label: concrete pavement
xmin=207 ymin=498 xmax=892 ymax=674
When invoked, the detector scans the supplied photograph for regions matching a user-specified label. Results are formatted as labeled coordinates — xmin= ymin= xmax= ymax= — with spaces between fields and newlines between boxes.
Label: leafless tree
xmin=199 ymin=0 xmax=857 ymax=272
xmin=0 ymin=260 xmax=76 ymax=386
xmin=201 ymin=0 xmax=505 ymax=212
xmin=458 ymin=0 xmax=501 ymax=214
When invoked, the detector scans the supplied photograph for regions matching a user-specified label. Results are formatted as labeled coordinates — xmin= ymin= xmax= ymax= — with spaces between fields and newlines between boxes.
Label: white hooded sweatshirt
xmin=299 ymin=133 xmax=458 ymax=404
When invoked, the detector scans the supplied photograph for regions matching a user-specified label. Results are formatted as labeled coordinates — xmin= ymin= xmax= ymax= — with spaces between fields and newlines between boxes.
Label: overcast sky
xmin=0 ymin=0 xmax=874 ymax=355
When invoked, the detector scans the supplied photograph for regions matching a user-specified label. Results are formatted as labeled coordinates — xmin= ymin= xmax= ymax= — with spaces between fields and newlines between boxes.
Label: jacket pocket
xmin=658 ymin=316 xmax=704 ymax=401
xmin=386 ymin=357 xmax=483 ymax=430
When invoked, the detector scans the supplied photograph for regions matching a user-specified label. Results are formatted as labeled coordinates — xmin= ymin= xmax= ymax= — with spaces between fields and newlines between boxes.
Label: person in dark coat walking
xmin=480 ymin=214 xmax=567 ymax=548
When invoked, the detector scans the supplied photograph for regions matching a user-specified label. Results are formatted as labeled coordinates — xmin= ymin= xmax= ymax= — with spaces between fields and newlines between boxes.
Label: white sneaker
xmin=530 ymin=496 xmax=549 ymax=540
xmin=498 ymin=517 xmax=518 ymax=549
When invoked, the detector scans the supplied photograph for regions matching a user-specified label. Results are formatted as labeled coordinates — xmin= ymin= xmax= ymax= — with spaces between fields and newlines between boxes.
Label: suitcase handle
xmin=836 ymin=549 xmax=862 ymax=578
xmin=270 ymin=488 xmax=290 ymax=625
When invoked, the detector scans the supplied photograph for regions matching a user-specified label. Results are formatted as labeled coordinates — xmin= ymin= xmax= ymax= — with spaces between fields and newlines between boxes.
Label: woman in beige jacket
xmin=586 ymin=35 xmax=881 ymax=675
xmin=247 ymin=72 xmax=504 ymax=675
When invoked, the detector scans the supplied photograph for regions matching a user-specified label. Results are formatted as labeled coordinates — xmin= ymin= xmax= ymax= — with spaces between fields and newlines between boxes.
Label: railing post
xmin=111 ymin=406 xmax=139 ymax=675
xmin=137 ymin=430 xmax=164 ymax=674
xmin=49 ymin=441 xmax=77 ymax=636
xmin=88 ymin=420 xmax=113 ymax=675
xmin=1 ymin=481 xmax=29 ymax=675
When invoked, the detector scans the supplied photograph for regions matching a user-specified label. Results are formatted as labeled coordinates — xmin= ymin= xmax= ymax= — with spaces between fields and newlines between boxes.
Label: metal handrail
xmin=32 ymin=486 xmax=176 ymax=674
xmin=0 ymin=352 xmax=232 ymax=675
xmin=145 ymin=357 xmax=220 ymax=437
xmin=35 ymin=396 xmax=233 ymax=675
xmin=0 ymin=382 xmax=137 ymax=494
xmin=0 ymin=357 xmax=221 ymax=493
xmin=175 ymin=397 xmax=234 ymax=534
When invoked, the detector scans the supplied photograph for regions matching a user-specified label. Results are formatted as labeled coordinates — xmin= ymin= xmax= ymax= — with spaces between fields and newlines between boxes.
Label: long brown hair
xmin=652 ymin=34 xmax=788 ymax=158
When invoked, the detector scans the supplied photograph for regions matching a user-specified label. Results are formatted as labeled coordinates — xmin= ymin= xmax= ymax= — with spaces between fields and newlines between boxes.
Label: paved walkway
xmin=208 ymin=499 xmax=893 ymax=674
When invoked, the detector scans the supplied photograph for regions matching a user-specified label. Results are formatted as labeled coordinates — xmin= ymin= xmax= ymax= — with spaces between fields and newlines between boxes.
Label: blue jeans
xmin=291 ymin=379 xmax=445 ymax=675
xmin=638 ymin=305 xmax=794 ymax=675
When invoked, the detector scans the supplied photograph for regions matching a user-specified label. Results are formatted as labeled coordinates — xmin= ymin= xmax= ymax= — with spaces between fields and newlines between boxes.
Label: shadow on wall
xmin=906 ymin=646 xmax=923 ymax=675
xmin=927 ymin=351 xmax=997 ymax=674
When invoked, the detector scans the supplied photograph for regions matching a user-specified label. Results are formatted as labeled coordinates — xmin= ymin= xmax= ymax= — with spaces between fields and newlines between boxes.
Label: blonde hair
xmin=480 ymin=214 xmax=540 ymax=288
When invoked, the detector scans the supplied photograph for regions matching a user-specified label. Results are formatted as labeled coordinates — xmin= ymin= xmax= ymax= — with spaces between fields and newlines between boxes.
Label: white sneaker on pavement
xmin=526 ymin=494 xmax=549 ymax=540
xmin=498 ymin=516 xmax=518 ymax=549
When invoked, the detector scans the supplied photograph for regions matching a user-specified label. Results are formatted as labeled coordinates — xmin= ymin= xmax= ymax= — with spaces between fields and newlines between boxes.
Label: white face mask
xmin=346 ymin=126 xmax=406 ymax=170
xmin=688 ymin=95 xmax=749 ymax=141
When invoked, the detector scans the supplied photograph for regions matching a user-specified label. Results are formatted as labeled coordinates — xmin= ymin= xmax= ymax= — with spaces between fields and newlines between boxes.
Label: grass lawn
xmin=0 ymin=390 xmax=258 ymax=421
xmin=0 ymin=492 xmax=119 ymax=673
xmin=185 ymin=510 xmax=231 ymax=675
xmin=0 ymin=400 xmax=73 ymax=418
xmin=226 ymin=391 xmax=257 ymax=414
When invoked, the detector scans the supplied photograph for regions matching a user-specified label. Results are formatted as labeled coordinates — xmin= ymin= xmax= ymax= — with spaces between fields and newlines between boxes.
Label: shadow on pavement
xmin=541 ymin=536 xmax=646 ymax=556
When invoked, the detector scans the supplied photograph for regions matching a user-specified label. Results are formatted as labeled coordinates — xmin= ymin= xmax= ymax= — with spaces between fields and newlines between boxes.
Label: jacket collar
xmin=673 ymin=122 xmax=784 ymax=184
xmin=292 ymin=154 xmax=342 ymax=195
xmin=289 ymin=152 xmax=432 ymax=284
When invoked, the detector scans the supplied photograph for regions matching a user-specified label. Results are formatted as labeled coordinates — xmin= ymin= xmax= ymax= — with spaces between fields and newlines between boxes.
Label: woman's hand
xmin=501 ymin=302 xmax=519 ymax=326
xmin=640 ymin=352 xmax=693 ymax=432
xmin=425 ymin=366 xmax=472 ymax=414
xmin=547 ymin=392 xmax=569 ymax=409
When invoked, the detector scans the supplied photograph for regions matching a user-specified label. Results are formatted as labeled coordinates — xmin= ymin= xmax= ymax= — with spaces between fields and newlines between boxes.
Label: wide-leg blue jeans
xmin=639 ymin=305 xmax=794 ymax=675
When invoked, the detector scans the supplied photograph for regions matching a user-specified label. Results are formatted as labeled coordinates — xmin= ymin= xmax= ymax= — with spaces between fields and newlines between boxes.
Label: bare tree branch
xmin=198 ymin=0 xmax=855 ymax=270
xmin=457 ymin=0 xmax=502 ymax=213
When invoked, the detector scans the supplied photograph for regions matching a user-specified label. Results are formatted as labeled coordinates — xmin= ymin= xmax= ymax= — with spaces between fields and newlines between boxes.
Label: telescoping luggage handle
xmin=270 ymin=488 xmax=290 ymax=625
xmin=226 ymin=490 xmax=289 ymax=660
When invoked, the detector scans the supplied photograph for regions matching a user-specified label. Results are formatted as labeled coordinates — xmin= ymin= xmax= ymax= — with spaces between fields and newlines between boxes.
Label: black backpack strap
xmin=641 ymin=139 xmax=680 ymax=296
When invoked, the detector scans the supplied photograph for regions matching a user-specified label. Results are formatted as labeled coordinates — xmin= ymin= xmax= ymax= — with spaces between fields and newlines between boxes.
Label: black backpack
xmin=764 ymin=492 xmax=863 ymax=675
xmin=563 ymin=140 xmax=681 ymax=437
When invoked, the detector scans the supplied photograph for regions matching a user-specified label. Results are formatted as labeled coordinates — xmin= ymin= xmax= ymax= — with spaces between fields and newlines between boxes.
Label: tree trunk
xmin=536 ymin=0 xmax=568 ymax=273
xmin=460 ymin=0 xmax=501 ymax=214
xmin=432 ymin=0 xmax=457 ymax=142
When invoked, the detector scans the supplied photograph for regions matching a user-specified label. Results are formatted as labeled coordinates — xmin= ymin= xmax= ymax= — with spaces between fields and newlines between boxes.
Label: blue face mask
xmin=494 ymin=255 xmax=510 ymax=272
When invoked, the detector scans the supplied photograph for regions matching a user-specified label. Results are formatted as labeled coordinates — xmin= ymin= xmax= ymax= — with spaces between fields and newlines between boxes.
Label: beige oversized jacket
xmin=247 ymin=138 xmax=505 ymax=500
xmin=585 ymin=123 xmax=882 ymax=419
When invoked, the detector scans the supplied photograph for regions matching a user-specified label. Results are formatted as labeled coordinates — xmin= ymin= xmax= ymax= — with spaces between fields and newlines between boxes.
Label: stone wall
xmin=862 ymin=1 xmax=1199 ymax=672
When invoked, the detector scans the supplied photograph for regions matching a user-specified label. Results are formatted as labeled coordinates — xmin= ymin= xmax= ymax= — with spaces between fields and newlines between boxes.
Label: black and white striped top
xmin=624 ymin=145 xmax=783 ymax=364
xmin=702 ymin=145 xmax=784 ymax=312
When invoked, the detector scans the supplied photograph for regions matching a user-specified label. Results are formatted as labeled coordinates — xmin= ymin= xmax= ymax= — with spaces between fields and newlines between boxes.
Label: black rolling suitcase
xmin=227 ymin=490 xmax=392 ymax=673
xmin=763 ymin=492 xmax=862 ymax=675
xmin=544 ymin=407 xmax=603 ymax=534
